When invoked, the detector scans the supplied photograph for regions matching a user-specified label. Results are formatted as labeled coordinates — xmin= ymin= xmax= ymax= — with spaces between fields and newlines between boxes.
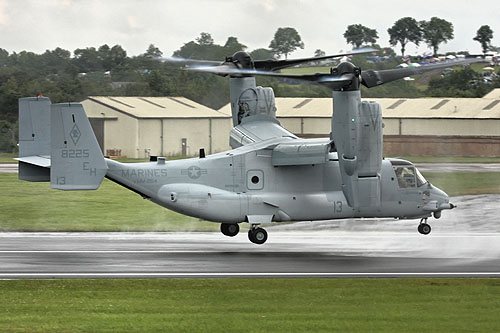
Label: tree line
xmin=345 ymin=18 xmax=495 ymax=57
xmin=0 ymin=20 xmax=499 ymax=153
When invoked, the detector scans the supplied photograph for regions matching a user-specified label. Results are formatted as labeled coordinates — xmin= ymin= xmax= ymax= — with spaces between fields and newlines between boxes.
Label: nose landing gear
xmin=418 ymin=218 xmax=431 ymax=235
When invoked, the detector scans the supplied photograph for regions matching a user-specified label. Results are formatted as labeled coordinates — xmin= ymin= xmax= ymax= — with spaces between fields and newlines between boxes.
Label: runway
xmin=1 ymin=163 xmax=499 ymax=278
xmin=1 ymin=231 xmax=499 ymax=278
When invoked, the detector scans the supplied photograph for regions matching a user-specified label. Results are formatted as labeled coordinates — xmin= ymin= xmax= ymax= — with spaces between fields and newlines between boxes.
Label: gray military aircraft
xmin=18 ymin=49 xmax=474 ymax=244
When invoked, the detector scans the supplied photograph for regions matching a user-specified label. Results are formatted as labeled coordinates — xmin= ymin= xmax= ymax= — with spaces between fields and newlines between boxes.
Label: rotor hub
xmin=331 ymin=62 xmax=360 ymax=77
xmin=228 ymin=51 xmax=255 ymax=69
xmin=330 ymin=62 xmax=361 ymax=91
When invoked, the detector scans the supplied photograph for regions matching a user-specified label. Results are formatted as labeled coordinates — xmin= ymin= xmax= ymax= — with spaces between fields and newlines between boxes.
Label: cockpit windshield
xmin=415 ymin=167 xmax=427 ymax=187
xmin=393 ymin=165 xmax=428 ymax=188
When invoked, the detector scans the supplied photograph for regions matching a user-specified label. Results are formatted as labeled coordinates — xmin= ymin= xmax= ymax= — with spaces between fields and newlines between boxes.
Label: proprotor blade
xmin=156 ymin=56 xmax=222 ymax=67
xmin=361 ymin=58 xmax=486 ymax=88
xmin=254 ymin=47 xmax=376 ymax=72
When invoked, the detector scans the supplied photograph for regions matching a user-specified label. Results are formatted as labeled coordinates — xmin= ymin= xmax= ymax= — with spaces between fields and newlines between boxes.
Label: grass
xmin=0 ymin=278 xmax=498 ymax=332
xmin=0 ymin=173 xmax=216 ymax=232
xmin=1 ymin=171 xmax=499 ymax=232
xmin=0 ymin=154 xmax=16 ymax=163
xmin=423 ymin=172 xmax=500 ymax=196
xmin=392 ymin=155 xmax=500 ymax=163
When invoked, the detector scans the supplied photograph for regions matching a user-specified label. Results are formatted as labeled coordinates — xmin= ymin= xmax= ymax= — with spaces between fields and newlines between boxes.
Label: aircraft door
xmin=392 ymin=165 xmax=424 ymax=210
xmin=230 ymin=155 xmax=249 ymax=218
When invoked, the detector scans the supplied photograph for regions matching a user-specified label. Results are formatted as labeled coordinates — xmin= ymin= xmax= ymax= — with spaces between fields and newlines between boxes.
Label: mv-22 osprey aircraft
xmin=17 ymin=48 xmax=471 ymax=244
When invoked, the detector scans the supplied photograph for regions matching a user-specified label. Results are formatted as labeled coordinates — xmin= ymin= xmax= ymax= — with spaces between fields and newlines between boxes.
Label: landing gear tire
xmin=418 ymin=223 xmax=431 ymax=235
xmin=248 ymin=227 xmax=268 ymax=245
xmin=221 ymin=223 xmax=239 ymax=237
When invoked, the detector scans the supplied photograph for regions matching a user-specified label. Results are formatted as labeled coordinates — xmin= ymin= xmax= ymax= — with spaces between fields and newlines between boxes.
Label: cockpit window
xmin=393 ymin=166 xmax=417 ymax=188
xmin=415 ymin=168 xmax=427 ymax=187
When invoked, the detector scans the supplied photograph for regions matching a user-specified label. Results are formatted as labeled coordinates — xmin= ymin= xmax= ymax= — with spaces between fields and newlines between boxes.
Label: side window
xmin=393 ymin=166 xmax=416 ymax=189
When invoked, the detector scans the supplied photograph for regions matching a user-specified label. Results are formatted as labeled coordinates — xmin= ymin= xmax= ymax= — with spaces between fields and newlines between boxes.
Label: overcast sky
xmin=1 ymin=0 xmax=499 ymax=58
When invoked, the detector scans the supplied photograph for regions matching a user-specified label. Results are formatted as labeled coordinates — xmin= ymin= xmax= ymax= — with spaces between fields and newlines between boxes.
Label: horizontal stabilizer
xmin=18 ymin=161 xmax=50 ymax=182
xmin=15 ymin=155 xmax=51 ymax=168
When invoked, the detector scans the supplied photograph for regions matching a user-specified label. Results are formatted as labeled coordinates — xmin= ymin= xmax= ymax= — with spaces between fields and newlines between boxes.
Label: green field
xmin=424 ymin=172 xmax=500 ymax=196
xmin=391 ymin=156 xmax=500 ymax=163
xmin=0 ymin=155 xmax=16 ymax=163
xmin=0 ymin=279 xmax=498 ymax=332
xmin=1 ymin=171 xmax=499 ymax=232
xmin=0 ymin=173 xmax=215 ymax=232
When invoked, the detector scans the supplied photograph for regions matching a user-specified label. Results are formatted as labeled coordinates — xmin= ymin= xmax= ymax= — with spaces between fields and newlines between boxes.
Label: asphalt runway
xmin=1 ymin=163 xmax=499 ymax=278
xmin=0 ymin=230 xmax=499 ymax=278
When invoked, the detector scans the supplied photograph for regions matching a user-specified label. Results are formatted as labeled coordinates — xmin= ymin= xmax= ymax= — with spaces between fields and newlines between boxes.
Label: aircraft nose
xmin=430 ymin=185 xmax=448 ymax=202
xmin=427 ymin=184 xmax=455 ymax=218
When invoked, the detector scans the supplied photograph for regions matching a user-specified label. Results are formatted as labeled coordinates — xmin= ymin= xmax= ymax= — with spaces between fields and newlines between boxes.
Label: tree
xmin=343 ymin=24 xmax=378 ymax=49
xmin=269 ymin=27 xmax=304 ymax=59
xmin=196 ymin=32 xmax=214 ymax=46
xmin=73 ymin=47 xmax=101 ymax=72
xmin=108 ymin=45 xmax=127 ymax=68
xmin=250 ymin=48 xmax=275 ymax=60
xmin=173 ymin=33 xmax=224 ymax=60
xmin=473 ymin=25 xmax=494 ymax=55
xmin=144 ymin=44 xmax=163 ymax=58
xmin=314 ymin=49 xmax=326 ymax=57
xmin=388 ymin=17 xmax=422 ymax=57
xmin=223 ymin=37 xmax=247 ymax=55
xmin=420 ymin=17 xmax=454 ymax=56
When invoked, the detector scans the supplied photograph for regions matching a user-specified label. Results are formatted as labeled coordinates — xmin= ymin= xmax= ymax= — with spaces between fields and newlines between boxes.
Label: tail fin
xmin=17 ymin=97 xmax=51 ymax=181
xmin=50 ymin=103 xmax=108 ymax=190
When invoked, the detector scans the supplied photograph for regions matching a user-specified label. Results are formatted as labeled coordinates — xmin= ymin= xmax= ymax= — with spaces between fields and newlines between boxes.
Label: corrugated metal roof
xmin=386 ymin=99 xmax=407 ymax=109
xmin=219 ymin=96 xmax=500 ymax=119
xmin=218 ymin=98 xmax=333 ymax=117
xmin=483 ymin=88 xmax=500 ymax=99
xmin=85 ymin=96 xmax=230 ymax=118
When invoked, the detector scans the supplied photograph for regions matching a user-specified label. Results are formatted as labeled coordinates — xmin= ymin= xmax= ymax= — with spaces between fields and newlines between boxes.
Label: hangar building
xmin=82 ymin=90 xmax=500 ymax=159
xmin=82 ymin=96 xmax=231 ymax=158
xmin=219 ymin=89 xmax=500 ymax=157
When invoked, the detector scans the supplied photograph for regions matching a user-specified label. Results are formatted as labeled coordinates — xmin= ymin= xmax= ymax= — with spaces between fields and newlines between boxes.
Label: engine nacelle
xmin=229 ymin=77 xmax=277 ymax=126
xmin=237 ymin=86 xmax=277 ymax=123
xmin=331 ymin=90 xmax=383 ymax=209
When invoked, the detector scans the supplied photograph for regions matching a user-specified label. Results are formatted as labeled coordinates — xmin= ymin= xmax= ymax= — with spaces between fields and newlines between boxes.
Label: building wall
xmin=384 ymin=136 xmax=500 ymax=157
xmin=278 ymin=118 xmax=302 ymax=134
xmin=159 ymin=118 xmax=232 ymax=157
xmin=278 ymin=117 xmax=331 ymax=136
xmin=399 ymin=119 xmax=500 ymax=137
xmin=282 ymin=115 xmax=500 ymax=157
xmin=211 ymin=118 xmax=232 ymax=154
xmin=83 ymin=101 xmax=140 ymax=158
xmin=138 ymin=119 xmax=162 ymax=157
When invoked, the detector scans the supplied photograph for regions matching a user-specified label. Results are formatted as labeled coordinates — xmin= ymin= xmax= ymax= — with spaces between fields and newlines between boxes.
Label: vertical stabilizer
xmin=17 ymin=97 xmax=52 ymax=182
xmin=18 ymin=97 xmax=51 ymax=158
xmin=50 ymin=103 xmax=108 ymax=190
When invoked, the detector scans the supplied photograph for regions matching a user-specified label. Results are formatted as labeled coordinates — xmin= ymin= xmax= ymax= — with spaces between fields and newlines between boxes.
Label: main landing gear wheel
xmin=220 ymin=223 xmax=239 ymax=237
xmin=248 ymin=227 xmax=268 ymax=245
xmin=418 ymin=221 xmax=432 ymax=235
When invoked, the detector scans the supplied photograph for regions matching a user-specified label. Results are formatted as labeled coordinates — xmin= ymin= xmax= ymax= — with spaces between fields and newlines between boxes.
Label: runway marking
xmin=0 ymin=250 xmax=209 ymax=253
xmin=1 ymin=272 xmax=500 ymax=278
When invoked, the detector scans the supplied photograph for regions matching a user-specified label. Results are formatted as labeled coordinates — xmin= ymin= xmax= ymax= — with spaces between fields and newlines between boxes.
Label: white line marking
xmin=0 ymin=272 xmax=499 ymax=277
xmin=0 ymin=250 xmax=207 ymax=253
